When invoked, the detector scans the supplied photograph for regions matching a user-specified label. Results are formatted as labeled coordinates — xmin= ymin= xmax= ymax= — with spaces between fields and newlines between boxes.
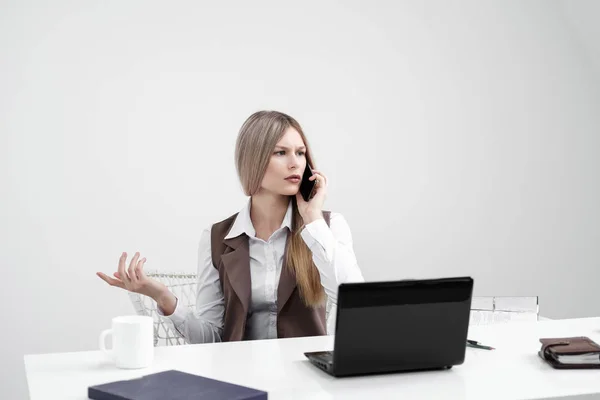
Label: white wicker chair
xmin=128 ymin=271 xmax=197 ymax=346
xmin=128 ymin=270 xmax=337 ymax=345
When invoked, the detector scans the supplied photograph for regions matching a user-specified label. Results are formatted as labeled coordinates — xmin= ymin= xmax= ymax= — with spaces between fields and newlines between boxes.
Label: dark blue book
xmin=88 ymin=369 xmax=268 ymax=400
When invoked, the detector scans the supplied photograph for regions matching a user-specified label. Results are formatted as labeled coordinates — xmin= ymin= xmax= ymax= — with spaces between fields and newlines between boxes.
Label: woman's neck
xmin=250 ymin=191 xmax=290 ymax=240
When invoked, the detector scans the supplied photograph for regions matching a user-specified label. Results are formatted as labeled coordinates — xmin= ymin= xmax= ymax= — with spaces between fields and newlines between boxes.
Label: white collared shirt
xmin=160 ymin=199 xmax=364 ymax=343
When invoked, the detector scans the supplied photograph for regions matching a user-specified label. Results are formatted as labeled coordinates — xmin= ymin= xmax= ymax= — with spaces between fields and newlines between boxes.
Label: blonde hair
xmin=235 ymin=110 xmax=326 ymax=307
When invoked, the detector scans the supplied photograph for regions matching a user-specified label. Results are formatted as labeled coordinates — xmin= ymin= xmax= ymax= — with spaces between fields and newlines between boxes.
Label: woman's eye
xmin=298 ymin=151 xmax=305 ymax=156
xmin=275 ymin=150 xmax=286 ymax=156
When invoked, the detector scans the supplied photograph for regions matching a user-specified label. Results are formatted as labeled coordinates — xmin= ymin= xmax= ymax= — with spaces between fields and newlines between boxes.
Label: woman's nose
xmin=289 ymin=155 xmax=301 ymax=170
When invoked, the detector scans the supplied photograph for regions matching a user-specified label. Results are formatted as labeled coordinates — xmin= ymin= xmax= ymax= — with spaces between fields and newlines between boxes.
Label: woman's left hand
xmin=296 ymin=170 xmax=328 ymax=224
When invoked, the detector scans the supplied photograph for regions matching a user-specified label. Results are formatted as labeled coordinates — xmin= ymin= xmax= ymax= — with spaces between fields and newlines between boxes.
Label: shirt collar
xmin=224 ymin=198 xmax=293 ymax=240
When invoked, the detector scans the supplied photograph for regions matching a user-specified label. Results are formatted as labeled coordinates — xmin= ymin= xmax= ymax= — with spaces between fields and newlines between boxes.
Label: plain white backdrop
xmin=2 ymin=0 xmax=599 ymax=397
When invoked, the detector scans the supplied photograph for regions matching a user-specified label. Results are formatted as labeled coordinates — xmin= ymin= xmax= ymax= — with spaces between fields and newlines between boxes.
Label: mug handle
xmin=99 ymin=329 xmax=114 ymax=358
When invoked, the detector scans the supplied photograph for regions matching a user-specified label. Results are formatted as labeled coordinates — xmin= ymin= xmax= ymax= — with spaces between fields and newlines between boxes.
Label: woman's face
xmin=260 ymin=127 xmax=307 ymax=197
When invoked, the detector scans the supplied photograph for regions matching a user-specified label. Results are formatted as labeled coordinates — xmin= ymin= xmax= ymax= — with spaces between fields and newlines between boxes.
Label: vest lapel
xmin=277 ymin=231 xmax=297 ymax=312
xmin=222 ymin=234 xmax=251 ymax=313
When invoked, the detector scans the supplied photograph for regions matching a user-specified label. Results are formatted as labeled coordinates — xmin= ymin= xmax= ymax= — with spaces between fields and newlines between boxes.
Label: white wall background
xmin=2 ymin=0 xmax=599 ymax=397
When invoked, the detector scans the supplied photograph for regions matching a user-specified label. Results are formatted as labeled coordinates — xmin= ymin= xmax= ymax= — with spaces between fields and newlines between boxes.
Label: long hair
xmin=234 ymin=110 xmax=326 ymax=307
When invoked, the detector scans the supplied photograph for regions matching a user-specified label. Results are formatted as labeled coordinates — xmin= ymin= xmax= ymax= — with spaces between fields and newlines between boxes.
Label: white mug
xmin=99 ymin=315 xmax=154 ymax=369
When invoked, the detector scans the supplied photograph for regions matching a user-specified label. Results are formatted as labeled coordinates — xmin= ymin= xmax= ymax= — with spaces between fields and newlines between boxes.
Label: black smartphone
xmin=299 ymin=163 xmax=316 ymax=202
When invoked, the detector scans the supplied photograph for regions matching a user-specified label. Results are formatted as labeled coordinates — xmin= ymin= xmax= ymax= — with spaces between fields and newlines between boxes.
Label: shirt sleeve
xmin=157 ymin=228 xmax=225 ymax=344
xmin=300 ymin=212 xmax=365 ymax=305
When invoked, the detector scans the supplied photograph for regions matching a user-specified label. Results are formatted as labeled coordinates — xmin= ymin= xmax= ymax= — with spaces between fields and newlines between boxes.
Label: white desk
xmin=24 ymin=317 xmax=600 ymax=400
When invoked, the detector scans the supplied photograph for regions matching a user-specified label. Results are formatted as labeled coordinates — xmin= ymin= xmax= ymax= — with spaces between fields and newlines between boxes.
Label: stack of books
xmin=470 ymin=296 xmax=538 ymax=325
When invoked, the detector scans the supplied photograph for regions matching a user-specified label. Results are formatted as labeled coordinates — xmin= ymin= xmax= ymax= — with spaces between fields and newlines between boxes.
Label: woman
xmin=97 ymin=110 xmax=364 ymax=343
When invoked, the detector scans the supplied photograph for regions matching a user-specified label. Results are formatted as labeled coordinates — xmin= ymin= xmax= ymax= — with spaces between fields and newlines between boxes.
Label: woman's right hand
xmin=97 ymin=252 xmax=166 ymax=301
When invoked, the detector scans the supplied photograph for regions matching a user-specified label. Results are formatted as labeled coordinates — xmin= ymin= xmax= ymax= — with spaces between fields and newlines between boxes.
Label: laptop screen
xmin=332 ymin=277 xmax=473 ymax=375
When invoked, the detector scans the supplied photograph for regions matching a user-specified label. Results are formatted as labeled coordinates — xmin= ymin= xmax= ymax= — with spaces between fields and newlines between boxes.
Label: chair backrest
xmin=128 ymin=271 xmax=197 ymax=346
xmin=129 ymin=270 xmax=339 ymax=345
xmin=470 ymin=296 xmax=539 ymax=325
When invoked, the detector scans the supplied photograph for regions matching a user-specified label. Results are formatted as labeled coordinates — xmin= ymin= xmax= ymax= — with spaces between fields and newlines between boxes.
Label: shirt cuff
xmin=156 ymin=296 xmax=187 ymax=327
xmin=301 ymin=218 xmax=332 ymax=254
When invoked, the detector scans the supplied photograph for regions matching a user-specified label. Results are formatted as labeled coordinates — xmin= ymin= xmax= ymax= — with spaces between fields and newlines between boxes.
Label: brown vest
xmin=210 ymin=212 xmax=331 ymax=342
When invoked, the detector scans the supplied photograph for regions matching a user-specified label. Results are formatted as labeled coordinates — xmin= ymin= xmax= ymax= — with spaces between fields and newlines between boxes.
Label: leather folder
xmin=539 ymin=336 xmax=600 ymax=369
xmin=88 ymin=369 xmax=268 ymax=400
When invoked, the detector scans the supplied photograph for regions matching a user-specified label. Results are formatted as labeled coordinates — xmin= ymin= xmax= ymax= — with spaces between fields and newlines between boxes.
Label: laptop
xmin=304 ymin=276 xmax=473 ymax=377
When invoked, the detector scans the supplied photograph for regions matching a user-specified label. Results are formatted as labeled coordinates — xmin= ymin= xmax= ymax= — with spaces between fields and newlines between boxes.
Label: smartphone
xmin=299 ymin=163 xmax=316 ymax=202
